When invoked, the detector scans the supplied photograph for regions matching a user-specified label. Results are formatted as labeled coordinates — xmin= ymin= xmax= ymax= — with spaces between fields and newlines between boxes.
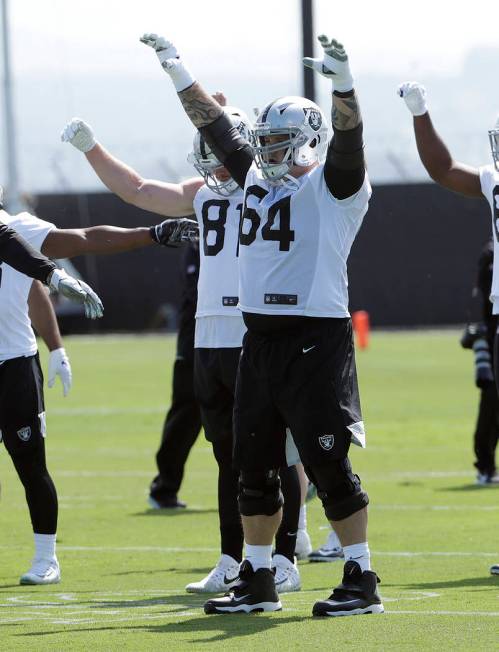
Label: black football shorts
xmin=194 ymin=347 xmax=241 ymax=443
xmin=233 ymin=318 xmax=363 ymax=472
xmin=0 ymin=354 xmax=46 ymax=456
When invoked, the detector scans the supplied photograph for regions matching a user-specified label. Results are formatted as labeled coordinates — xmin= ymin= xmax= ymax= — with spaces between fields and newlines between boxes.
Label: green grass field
xmin=1 ymin=331 xmax=499 ymax=651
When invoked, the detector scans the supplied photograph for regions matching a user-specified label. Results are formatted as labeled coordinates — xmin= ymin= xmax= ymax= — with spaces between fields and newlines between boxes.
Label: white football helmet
xmin=188 ymin=106 xmax=253 ymax=196
xmin=489 ymin=114 xmax=499 ymax=171
xmin=253 ymin=96 xmax=329 ymax=184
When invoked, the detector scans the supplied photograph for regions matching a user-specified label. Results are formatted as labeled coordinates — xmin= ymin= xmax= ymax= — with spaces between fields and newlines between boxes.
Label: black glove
xmin=150 ymin=218 xmax=199 ymax=247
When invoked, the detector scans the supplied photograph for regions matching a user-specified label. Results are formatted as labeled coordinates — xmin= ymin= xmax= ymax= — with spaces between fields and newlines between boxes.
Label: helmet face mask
xmin=188 ymin=140 xmax=238 ymax=196
xmin=254 ymin=127 xmax=308 ymax=181
xmin=253 ymin=96 xmax=328 ymax=185
xmin=188 ymin=106 xmax=253 ymax=196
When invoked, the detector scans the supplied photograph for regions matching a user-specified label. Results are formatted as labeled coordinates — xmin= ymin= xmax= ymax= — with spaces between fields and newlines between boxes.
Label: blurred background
xmin=2 ymin=0 xmax=499 ymax=330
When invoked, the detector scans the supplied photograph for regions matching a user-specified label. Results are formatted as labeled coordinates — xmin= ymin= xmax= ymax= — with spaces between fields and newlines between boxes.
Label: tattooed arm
xmin=324 ymin=89 xmax=365 ymax=199
xmin=140 ymin=34 xmax=253 ymax=187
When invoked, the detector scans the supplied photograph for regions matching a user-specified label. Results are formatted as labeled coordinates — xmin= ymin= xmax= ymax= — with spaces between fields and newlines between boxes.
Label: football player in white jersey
xmin=399 ymin=81 xmax=499 ymax=577
xmin=62 ymin=102 xmax=305 ymax=594
xmin=0 ymin=206 xmax=196 ymax=585
xmin=141 ymin=32 xmax=383 ymax=617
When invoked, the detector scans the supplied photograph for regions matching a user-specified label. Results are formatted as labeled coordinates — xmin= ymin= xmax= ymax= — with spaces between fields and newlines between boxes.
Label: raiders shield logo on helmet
xmin=318 ymin=434 xmax=334 ymax=450
xmin=308 ymin=109 xmax=322 ymax=132
xmin=17 ymin=426 xmax=31 ymax=442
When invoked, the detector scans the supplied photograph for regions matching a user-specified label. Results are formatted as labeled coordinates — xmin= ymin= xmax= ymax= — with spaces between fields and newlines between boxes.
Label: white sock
xmin=34 ymin=533 xmax=57 ymax=562
xmin=244 ymin=544 xmax=272 ymax=571
xmin=298 ymin=505 xmax=307 ymax=530
xmin=342 ymin=542 xmax=370 ymax=572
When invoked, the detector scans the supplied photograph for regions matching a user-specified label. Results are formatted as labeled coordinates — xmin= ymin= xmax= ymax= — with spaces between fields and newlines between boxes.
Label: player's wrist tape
xmin=332 ymin=75 xmax=354 ymax=94
xmin=163 ymin=59 xmax=196 ymax=92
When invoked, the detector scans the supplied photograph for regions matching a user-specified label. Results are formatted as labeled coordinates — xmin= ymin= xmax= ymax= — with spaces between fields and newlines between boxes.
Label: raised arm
xmin=61 ymin=119 xmax=203 ymax=216
xmin=140 ymin=34 xmax=253 ymax=188
xmin=304 ymin=36 xmax=365 ymax=200
xmin=398 ymin=82 xmax=481 ymax=198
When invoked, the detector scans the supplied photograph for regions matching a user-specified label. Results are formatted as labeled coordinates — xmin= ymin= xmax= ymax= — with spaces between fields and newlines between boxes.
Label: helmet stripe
xmin=260 ymin=100 xmax=276 ymax=124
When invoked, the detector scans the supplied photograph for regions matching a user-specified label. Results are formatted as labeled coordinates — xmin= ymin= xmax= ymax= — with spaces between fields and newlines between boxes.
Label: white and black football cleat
xmin=20 ymin=558 xmax=61 ymax=585
xmin=312 ymin=560 xmax=384 ymax=617
xmin=490 ymin=563 xmax=499 ymax=575
xmin=185 ymin=554 xmax=240 ymax=593
xmin=204 ymin=559 xmax=282 ymax=614
xmin=308 ymin=529 xmax=344 ymax=562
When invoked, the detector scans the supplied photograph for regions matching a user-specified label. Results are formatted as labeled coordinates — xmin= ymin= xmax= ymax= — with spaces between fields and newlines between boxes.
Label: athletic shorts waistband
xmin=242 ymin=312 xmax=349 ymax=336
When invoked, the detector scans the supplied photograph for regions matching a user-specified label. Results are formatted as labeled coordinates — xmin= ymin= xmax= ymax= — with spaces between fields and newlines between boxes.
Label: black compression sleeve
xmin=199 ymin=113 xmax=253 ymax=189
xmin=324 ymin=121 xmax=365 ymax=200
xmin=223 ymin=146 xmax=254 ymax=189
xmin=0 ymin=222 xmax=56 ymax=282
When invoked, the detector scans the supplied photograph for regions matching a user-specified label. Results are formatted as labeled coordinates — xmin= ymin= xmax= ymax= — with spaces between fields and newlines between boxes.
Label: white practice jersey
xmin=193 ymin=185 xmax=247 ymax=348
xmin=0 ymin=211 xmax=55 ymax=362
xmin=480 ymin=165 xmax=499 ymax=313
xmin=238 ymin=163 xmax=371 ymax=316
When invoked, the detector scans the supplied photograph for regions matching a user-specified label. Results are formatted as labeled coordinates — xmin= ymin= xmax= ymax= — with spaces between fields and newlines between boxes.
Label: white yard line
xmin=0 ymin=545 xmax=496 ymax=556
xmin=384 ymin=610 xmax=499 ymax=617
xmin=371 ymin=505 xmax=499 ymax=511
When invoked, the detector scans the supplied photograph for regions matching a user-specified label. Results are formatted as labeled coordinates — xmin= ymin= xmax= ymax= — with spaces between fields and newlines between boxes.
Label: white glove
xmin=398 ymin=81 xmax=428 ymax=117
xmin=303 ymin=35 xmax=354 ymax=92
xmin=140 ymin=33 xmax=195 ymax=92
xmin=61 ymin=118 xmax=96 ymax=153
xmin=48 ymin=347 xmax=72 ymax=397
xmin=48 ymin=269 xmax=104 ymax=320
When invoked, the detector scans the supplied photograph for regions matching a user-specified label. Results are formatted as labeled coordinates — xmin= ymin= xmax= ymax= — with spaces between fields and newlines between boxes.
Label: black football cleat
xmin=204 ymin=559 xmax=282 ymax=614
xmin=313 ymin=560 xmax=384 ymax=617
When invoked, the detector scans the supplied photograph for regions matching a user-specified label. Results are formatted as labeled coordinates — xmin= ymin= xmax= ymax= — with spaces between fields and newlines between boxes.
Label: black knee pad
xmin=306 ymin=458 xmax=369 ymax=521
xmin=238 ymin=469 xmax=284 ymax=517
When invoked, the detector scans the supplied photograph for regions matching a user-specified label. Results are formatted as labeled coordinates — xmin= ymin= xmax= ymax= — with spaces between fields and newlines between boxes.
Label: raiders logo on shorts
xmin=318 ymin=434 xmax=335 ymax=450
xmin=17 ymin=426 xmax=31 ymax=442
